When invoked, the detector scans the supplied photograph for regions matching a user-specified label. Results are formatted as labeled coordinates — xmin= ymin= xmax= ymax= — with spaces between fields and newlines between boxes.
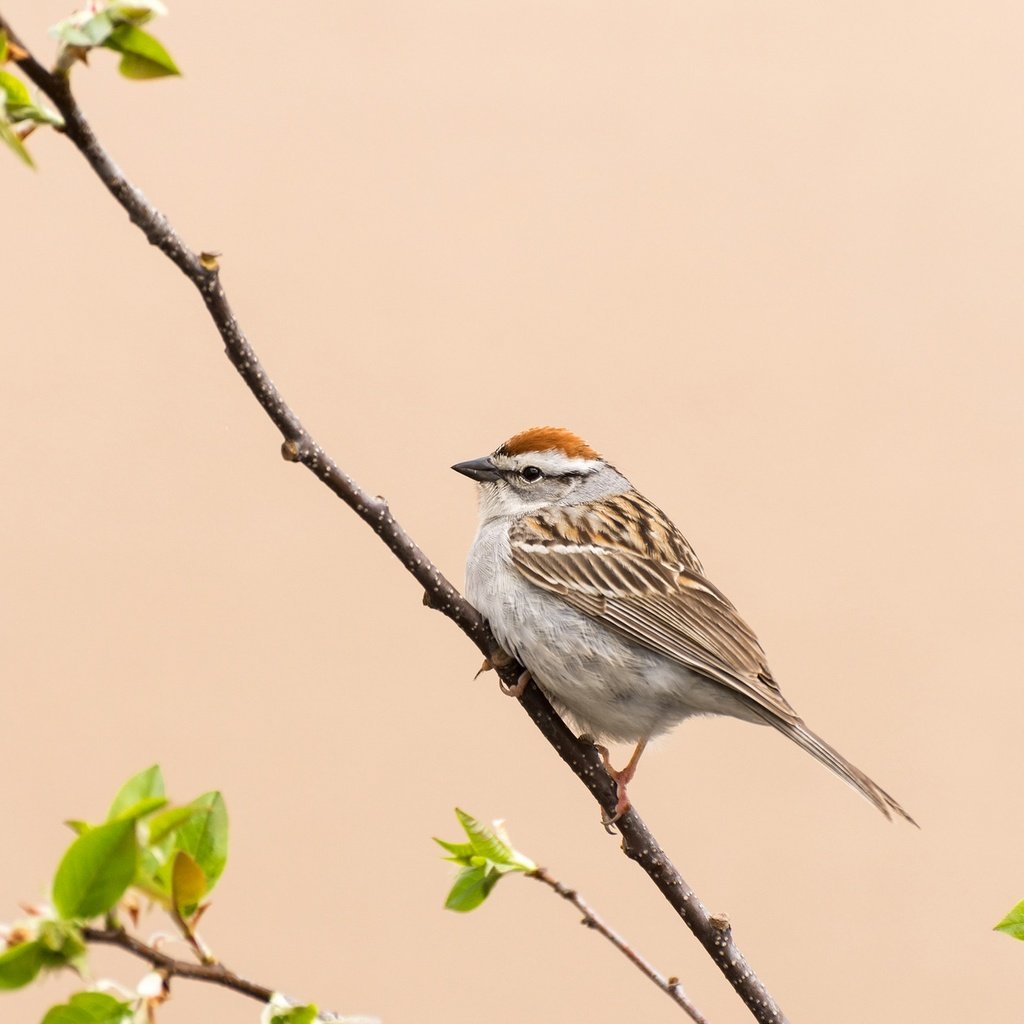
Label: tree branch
xmin=1 ymin=15 xmax=787 ymax=1023
xmin=82 ymin=925 xmax=273 ymax=1003
xmin=80 ymin=925 xmax=368 ymax=1019
xmin=529 ymin=867 xmax=709 ymax=1023
xmin=81 ymin=926 xmax=365 ymax=1022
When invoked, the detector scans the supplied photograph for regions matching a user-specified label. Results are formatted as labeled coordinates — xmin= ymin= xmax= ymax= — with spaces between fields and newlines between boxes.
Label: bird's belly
xmin=467 ymin=541 xmax=752 ymax=741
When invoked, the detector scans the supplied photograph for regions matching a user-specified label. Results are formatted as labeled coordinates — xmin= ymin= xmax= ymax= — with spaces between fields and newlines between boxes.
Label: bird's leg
xmin=596 ymin=740 xmax=648 ymax=826
xmin=499 ymin=669 xmax=531 ymax=698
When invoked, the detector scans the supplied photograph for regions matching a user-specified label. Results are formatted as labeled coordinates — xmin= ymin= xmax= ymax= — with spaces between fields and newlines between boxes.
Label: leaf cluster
xmin=434 ymin=809 xmax=536 ymax=912
xmin=0 ymin=766 xmax=228 ymax=1010
xmin=0 ymin=31 xmax=62 ymax=167
xmin=51 ymin=1 xmax=180 ymax=80
xmin=2 ymin=1 xmax=180 ymax=168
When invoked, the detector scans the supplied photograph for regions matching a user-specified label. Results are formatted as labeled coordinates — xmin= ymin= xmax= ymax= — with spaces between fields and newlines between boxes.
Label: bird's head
xmin=452 ymin=427 xmax=627 ymax=519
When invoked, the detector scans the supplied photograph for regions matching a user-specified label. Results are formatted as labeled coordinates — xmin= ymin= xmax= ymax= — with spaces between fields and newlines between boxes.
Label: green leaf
xmin=444 ymin=865 xmax=500 ymax=912
xmin=41 ymin=1009 xmax=87 ymax=1024
xmin=171 ymin=850 xmax=207 ymax=918
xmin=111 ymin=795 xmax=167 ymax=823
xmin=268 ymin=1002 xmax=318 ymax=1024
xmin=0 ymin=69 xmax=30 ymax=107
xmin=133 ymin=848 xmax=171 ymax=905
xmin=103 ymin=25 xmax=180 ymax=79
xmin=115 ymin=47 xmax=179 ymax=80
xmin=71 ymin=991 xmax=132 ymax=1019
xmin=454 ymin=809 xmax=515 ymax=863
xmin=107 ymin=765 xmax=164 ymax=820
xmin=70 ymin=991 xmax=131 ymax=1016
xmin=40 ymin=1007 xmax=87 ymax=1024
xmin=36 ymin=920 xmax=87 ymax=971
xmin=437 ymin=809 xmax=536 ymax=912
xmin=0 ymin=940 xmax=44 ymax=990
xmin=0 ymin=30 xmax=8 ymax=63
xmin=52 ymin=818 xmax=138 ymax=920
xmin=432 ymin=837 xmax=474 ymax=866
xmin=135 ymin=804 xmax=209 ymax=905
xmin=453 ymin=809 xmax=535 ymax=872
xmin=173 ymin=792 xmax=227 ymax=892
xmin=995 ymin=898 xmax=1024 ymax=940
xmin=6 ymin=102 xmax=64 ymax=127
xmin=41 ymin=991 xmax=133 ymax=1024
xmin=145 ymin=804 xmax=206 ymax=847
xmin=0 ymin=115 xmax=34 ymax=168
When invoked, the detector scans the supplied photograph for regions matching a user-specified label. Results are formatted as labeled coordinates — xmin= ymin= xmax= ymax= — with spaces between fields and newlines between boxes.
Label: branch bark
xmin=81 ymin=926 xmax=362 ymax=1022
xmin=1 ymin=16 xmax=787 ymax=1023
xmin=82 ymin=925 xmax=274 ymax=1003
xmin=529 ymin=867 xmax=709 ymax=1023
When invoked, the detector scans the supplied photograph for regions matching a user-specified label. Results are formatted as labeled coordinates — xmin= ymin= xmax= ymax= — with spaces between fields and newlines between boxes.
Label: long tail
xmin=770 ymin=717 xmax=918 ymax=826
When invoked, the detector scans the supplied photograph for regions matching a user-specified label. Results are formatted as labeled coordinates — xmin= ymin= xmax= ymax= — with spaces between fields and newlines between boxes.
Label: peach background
xmin=3 ymin=2 xmax=1022 ymax=1022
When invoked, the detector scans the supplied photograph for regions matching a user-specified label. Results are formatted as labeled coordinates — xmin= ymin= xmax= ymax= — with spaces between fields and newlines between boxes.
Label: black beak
xmin=452 ymin=456 xmax=501 ymax=482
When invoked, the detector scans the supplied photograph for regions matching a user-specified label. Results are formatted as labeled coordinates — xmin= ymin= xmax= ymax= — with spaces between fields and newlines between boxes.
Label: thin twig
xmin=170 ymin=906 xmax=215 ymax=965
xmin=82 ymin=925 xmax=272 ymax=1001
xmin=81 ymin=927 xmax=364 ymax=1023
xmin=529 ymin=867 xmax=709 ymax=1023
xmin=0 ymin=15 xmax=786 ymax=1023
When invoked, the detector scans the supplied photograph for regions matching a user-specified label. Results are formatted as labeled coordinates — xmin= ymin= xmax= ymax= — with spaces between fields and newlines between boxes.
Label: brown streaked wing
xmin=597 ymin=489 xmax=707 ymax=576
xmin=510 ymin=499 xmax=799 ymax=726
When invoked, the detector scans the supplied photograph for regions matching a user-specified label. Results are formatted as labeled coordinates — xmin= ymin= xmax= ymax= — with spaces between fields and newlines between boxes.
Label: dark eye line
xmin=498 ymin=468 xmax=585 ymax=482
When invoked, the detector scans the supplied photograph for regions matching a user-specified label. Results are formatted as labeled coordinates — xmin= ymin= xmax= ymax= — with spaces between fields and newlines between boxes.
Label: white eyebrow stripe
xmin=491 ymin=451 xmax=602 ymax=475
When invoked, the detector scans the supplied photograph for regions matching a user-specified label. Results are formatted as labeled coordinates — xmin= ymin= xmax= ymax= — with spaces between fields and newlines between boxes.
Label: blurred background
xmin=2 ymin=1 xmax=1022 ymax=1021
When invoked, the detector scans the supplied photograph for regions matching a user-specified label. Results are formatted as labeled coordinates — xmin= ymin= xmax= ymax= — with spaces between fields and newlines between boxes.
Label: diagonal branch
xmin=1 ymin=15 xmax=787 ymax=1023
xmin=529 ymin=867 xmax=709 ymax=1023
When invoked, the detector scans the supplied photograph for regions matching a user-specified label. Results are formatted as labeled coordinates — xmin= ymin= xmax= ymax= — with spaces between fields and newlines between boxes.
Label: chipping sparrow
xmin=454 ymin=426 xmax=915 ymax=825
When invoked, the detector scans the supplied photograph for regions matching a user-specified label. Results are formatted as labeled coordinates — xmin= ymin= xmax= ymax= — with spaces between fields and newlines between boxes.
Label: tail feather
xmin=770 ymin=718 xmax=918 ymax=826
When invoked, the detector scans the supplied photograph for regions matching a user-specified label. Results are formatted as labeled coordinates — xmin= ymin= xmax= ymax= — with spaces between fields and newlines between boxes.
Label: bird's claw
xmin=500 ymin=670 xmax=531 ymax=698
xmin=594 ymin=741 xmax=637 ymax=831
xmin=601 ymin=810 xmax=622 ymax=834
xmin=600 ymin=786 xmax=632 ymax=831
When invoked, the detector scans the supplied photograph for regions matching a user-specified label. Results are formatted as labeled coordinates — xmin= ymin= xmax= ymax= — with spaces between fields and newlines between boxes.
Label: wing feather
xmin=510 ymin=495 xmax=799 ymax=725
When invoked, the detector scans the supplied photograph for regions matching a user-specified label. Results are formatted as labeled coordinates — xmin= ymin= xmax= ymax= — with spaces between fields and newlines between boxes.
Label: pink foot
xmin=595 ymin=740 xmax=648 ymax=828
xmin=500 ymin=669 xmax=531 ymax=698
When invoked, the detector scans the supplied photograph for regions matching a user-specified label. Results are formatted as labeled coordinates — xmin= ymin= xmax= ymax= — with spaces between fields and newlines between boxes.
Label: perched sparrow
xmin=454 ymin=427 xmax=915 ymax=826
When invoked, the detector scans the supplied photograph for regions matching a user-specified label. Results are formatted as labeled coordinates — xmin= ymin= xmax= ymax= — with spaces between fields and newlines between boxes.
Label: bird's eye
xmin=521 ymin=466 xmax=543 ymax=482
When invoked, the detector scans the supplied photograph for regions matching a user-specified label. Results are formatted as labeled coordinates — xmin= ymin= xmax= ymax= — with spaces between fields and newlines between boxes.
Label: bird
xmin=453 ymin=426 xmax=915 ymax=826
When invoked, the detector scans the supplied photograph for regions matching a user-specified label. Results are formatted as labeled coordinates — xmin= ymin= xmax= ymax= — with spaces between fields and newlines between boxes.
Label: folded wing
xmin=510 ymin=498 xmax=800 ymax=727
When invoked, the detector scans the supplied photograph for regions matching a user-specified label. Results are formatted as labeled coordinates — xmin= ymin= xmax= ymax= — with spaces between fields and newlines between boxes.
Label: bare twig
xmin=0 ymin=15 xmax=787 ymax=1023
xmin=529 ymin=867 xmax=709 ymax=1023
xmin=81 ymin=926 xmax=365 ymax=1023
xmin=82 ymin=925 xmax=272 ymax=1002
xmin=169 ymin=906 xmax=215 ymax=966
